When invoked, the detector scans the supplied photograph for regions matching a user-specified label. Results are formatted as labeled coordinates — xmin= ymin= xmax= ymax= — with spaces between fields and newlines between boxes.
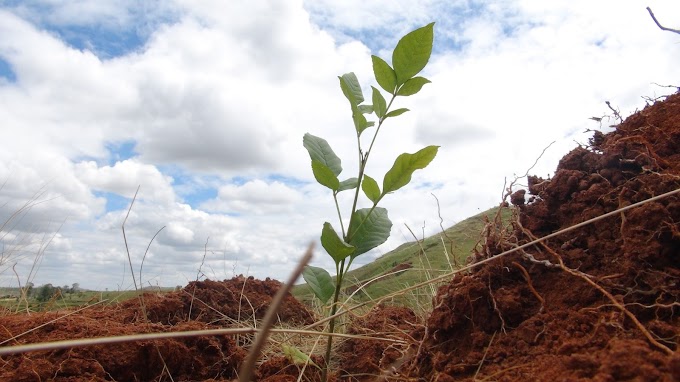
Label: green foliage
xmin=320 ymin=222 xmax=355 ymax=263
xmin=372 ymin=56 xmax=397 ymax=94
xmin=392 ymin=23 xmax=434 ymax=86
xmin=383 ymin=146 xmax=439 ymax=194
xmin=301 ymin=266 xmax=335 ymax=304
xmin=303 ymin=134 xmax=342 ymax=176
xmin=282 ymin=343 xmax=320 ymax=369
xmin=35 ymin=284 xmax=57 ymax=302
xmin=361 ymin=174 xmax=381 ymax=204
xmin=301 ymin=22 xmax=437 ymax=381
xmin=397 ymin=77 xmax=432 ymax=96
xmin=348 ymin=207 xmax=392 ymax=258
xmin=311 ymin=160 xmax=339 ymax=191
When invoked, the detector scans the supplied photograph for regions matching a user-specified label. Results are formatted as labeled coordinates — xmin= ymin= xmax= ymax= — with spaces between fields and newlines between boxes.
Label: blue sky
xmin=0 ymin=0 xmax=679 ymax=290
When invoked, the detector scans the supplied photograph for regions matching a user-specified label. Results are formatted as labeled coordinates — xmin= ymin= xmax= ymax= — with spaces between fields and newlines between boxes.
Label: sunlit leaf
xmin=311 ymin=160 xmax=339 ymax=190
xmin=396 ymin=77 xmax=431 ymax=97
xmin=372 ymin=87 xmax=387 ymax=119
xmin=393 ymin=23 xmax=434 ymax=86
xmin=383 ymin=146 xmax=439 ymax=194
xmin=362 ymin=174 xmax=381 ymax=204
xmin=384 ymin=108 xmax=409 ymax=119
xmin=372 ymin=55 xmax=397 ymax=94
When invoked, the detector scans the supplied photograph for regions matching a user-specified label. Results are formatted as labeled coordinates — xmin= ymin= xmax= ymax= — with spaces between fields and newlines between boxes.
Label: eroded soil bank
xmin=399 ymin=92 xmax=680 ymax=381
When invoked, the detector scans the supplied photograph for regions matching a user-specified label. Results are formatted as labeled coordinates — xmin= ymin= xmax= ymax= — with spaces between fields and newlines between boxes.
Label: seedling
xmin=301 ymin=23 xmax=438 ymax=380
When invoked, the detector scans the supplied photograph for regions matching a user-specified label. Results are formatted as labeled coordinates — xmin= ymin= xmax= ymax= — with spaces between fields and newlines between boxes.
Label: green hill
xmin=292 ymin=205 xmax=509 ymax=311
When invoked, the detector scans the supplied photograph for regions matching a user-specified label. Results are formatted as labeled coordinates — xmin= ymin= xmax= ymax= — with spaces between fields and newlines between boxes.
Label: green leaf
xmin=348 ymin=207 xmax=392 ymax=257
xmin=302 ymin=265 xmax=335 ymax=304
xmin=321 ymin=222 xmax=355 ymax=263
xmin=393 ymin=23 xmax=434 ymax=86
xmin=362 ymin=174 xmax=381 ymax=204
xmin=339 ymin=72 xmax=364 ymax=107
xmin=282 ymin=344 xmax=320 ymax=369
xmin=357 ymin=104 xmax=373 ymax=114
xmin=372 ymin=55 xmax=397 ymax=94
xmin=384 ymin=108 xmax=409 ymax=118
xmin=338 ymin=177 xmax=359 ymax=192
xmin=353 ymin=111 xmax=371 ymax=136
xmin=303 ymin=133 xmax=342 ymax=176
xmin=311 ymin=160 xmax=339 ymax=190
xmin=396 ymin=77 xmax=431 ymax=97
xmin=372 ymin=87 xmax=387 ymax=119
xmin=383 ymin=146 xmax=439 ymax=194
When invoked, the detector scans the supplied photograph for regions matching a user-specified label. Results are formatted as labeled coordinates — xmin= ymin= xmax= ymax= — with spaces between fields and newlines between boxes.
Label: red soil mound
xmin=401 ymin=92 xmax=680 ymax=381
xmin=0 ymin=277 xmax=315 ymax=381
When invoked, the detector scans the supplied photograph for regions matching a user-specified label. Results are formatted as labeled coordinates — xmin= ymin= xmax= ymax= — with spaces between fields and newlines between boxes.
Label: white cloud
xmin=75 ymin=159 xmax=176 ymax=205
xmin=201 ymin=180 xmax=303 ymax=215
xmin=0 ymin=0 xmax=679 ymax=289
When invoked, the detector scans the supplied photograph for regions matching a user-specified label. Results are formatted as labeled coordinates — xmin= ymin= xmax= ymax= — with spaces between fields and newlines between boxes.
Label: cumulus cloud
xmin=201 ymin=180 xmax=303 ymax=215
xmin=75 ymin=159 xmax=176 ymax=205
xmin=0 ymin=0 xmax=678 ymax=289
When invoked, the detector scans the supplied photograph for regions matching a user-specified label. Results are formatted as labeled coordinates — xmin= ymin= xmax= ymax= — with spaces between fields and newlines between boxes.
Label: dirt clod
xmin=402 ymin=92 xmax=680 ymax=381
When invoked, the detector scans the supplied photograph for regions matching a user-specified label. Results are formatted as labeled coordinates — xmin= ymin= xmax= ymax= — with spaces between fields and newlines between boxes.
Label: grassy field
xmin=1 ymin=206 xmax=508 ymax=314
xmin=292 ymin=205 xmax=510 ymax=312
xmin=0 ymin=287 xmax=175 ymax=313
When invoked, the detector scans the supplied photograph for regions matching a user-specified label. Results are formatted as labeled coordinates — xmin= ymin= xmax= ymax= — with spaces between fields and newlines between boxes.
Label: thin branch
xmin=0 ymin=327 xmax=401 ymax=356
xmin=122 ymin=186 xmax=141 ymax=292
xmin=647 ymin=7 xmax=680 ymax=35
xmin=605 ymin=101 xmax=623 ymax=124
xmin=238 ymin=243 xmax=314 ymax=382
xmin=137 ymin=225 xmax=165 ymax=321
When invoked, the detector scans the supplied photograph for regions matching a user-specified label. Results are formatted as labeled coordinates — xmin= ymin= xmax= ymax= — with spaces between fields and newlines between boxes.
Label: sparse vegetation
xmin=293 ymin=206 xmax=508 ymax=310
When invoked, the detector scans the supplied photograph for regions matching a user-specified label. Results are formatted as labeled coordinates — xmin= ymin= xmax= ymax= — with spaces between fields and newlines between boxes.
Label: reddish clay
xmin=401 ymin=92 xmax=680 ymax=381
xmin=0 ymin=277 xmax=314 ymax=381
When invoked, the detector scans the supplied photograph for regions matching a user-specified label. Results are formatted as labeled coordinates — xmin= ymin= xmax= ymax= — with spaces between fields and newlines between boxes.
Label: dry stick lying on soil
xmin=1 ymin=188 xmax=678 ymax=358
xmin=0 ymin=328 xmax=403 ymax=356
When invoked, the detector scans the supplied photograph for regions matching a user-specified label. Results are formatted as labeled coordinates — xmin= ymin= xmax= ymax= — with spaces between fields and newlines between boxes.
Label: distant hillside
xmin=292 ymin=205 xmax=508 ymax=310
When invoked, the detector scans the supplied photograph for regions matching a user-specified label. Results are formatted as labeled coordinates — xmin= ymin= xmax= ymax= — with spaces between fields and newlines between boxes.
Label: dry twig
xmin=647 ymin=7 xmax=680 ymax=35
xmin=238 ymin=243 xmax=314 ymax=382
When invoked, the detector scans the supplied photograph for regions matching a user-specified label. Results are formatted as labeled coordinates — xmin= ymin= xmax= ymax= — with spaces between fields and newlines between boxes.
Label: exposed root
xmin=519 ymin=226 xmax=674 ymax=355
xmin=511 ymin=261 xmax=545 ymax=312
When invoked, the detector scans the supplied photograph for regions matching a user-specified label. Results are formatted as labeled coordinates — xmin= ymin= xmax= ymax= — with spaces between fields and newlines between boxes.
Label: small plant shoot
xmin=302 ymin=22 xmax=438 ymax=380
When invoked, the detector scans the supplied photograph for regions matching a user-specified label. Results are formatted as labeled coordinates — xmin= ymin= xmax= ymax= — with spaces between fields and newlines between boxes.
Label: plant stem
xmin=322 ymin=268 xmax=344 ymax=382
xmin=365 ymin=94 xmax=396 ymax=160
xmin=345 ymin=93 xmax=396 ymax=243
xmin=333 ymin=193 xmax=346 ymax=237
xmin=346 ymin=134 xmax=366 ymax=238
xmin=323 ymin=91 xmax=399 ymax=382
